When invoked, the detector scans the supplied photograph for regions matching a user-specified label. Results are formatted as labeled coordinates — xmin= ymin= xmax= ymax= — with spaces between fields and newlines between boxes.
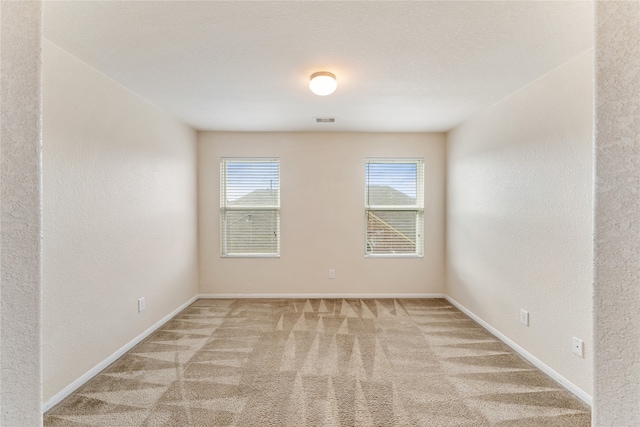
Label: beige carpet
xmin=44 ymin=298 xmax=591 ymax=426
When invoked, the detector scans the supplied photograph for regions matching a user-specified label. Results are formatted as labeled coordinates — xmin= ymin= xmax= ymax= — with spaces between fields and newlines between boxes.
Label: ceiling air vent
xmin=315 ymin=117 xmax=336 ymax=123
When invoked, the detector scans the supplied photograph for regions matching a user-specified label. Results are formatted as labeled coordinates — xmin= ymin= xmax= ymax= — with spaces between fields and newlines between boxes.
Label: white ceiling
xmin=43 ymin=1 xmax=594 ymax=132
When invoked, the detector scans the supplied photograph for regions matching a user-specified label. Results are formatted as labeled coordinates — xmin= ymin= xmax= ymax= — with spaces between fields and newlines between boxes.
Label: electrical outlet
xmin=138 ymin=297 xmax=146 ymax=313
xmin=520 ymin=309 xmax=529 ymax=326
xmin=572 ymin=337 xmax=584 ymax=357
xmin=329 ymin=269 xmax=335 ymax=279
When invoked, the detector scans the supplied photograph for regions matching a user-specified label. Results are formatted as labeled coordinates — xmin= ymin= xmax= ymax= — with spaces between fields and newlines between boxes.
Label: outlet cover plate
xmin=520 ymin=309 xmax=529 ymax=326
xmin=572 ymin=337 xmax=584 ymax=357
xmin=138 ymin=297 xmax=146 ymax=312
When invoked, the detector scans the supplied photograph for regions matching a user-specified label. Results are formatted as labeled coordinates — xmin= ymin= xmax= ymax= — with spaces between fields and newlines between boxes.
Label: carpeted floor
xmin=44 ymin=298 xmax=591 ymax=426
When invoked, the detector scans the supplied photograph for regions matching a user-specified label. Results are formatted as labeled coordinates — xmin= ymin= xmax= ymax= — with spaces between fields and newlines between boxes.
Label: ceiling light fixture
xmin=309 ymin=71 xmax=337 ymax=96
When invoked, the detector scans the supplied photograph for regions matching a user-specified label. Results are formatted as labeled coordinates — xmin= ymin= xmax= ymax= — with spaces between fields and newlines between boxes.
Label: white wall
xmin=0 ymin=2 xmax=43 ymax=424
xmin=594 ymin=2 xmax=640 ymax=424
xmin=42 ymin=40 xmax=199 ymax=403
xmin=446 ymin=50 xmax=593 ymax=396
xmin=199 ymin=132 xmax=445 ymax=295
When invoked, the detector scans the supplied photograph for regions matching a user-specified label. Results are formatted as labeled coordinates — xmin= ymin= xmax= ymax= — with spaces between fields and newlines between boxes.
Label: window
xmin=220 ymin=158 xmax=280 ymax=257
xmin=365 ymin=159 xmax=424 ymax=257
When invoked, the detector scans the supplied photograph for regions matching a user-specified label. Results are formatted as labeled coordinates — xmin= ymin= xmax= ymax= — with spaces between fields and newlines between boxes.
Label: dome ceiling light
xmin=309 ymin=71 xmax=337 ymax=96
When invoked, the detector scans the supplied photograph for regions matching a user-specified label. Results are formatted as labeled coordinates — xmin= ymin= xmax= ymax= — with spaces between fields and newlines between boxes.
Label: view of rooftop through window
xmin=224 ymin=161 xmax=280 ymax=204
xmin=366 ymin=162 xmax=418 ymax=202
xmin=365 ymin=159 xmax=424 ymax=256
xmin=221 ymin=159 xmax=280 ymax=256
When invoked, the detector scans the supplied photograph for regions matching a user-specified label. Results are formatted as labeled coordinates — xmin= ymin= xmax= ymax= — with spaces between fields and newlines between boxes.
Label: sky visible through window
xmin=366 ymin=162 xmax=418 ymax=198
xmin=224 ymin=161 xmax=416 ymax=201
xmin=225 ymin=161 xmax=279 ymax=202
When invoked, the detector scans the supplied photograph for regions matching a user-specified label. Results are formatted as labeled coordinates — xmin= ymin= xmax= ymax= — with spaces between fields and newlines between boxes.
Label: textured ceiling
xmin=43 ymin=1 xmax=594 ymax=132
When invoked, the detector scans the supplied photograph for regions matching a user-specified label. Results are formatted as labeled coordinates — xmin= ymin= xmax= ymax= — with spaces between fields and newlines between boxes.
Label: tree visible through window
xmin=220 ymin=158 xmax=280 ymax=256
xmin=365 ymin=159 xmax=424 ymax=256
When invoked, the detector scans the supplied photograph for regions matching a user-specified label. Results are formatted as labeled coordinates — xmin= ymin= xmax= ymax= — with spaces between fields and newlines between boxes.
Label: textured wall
xmin=42 ymin=40 xmax=199 ymax=402
xmin=0 ymin=1 xmax=43 ymax=425
xmin=446 ymin=50 xmax=594 ymax=397
xmin=198 ymin=132 xmax=445 ymax=295
xmin=594 ymin=1 xmax=640 ymax=424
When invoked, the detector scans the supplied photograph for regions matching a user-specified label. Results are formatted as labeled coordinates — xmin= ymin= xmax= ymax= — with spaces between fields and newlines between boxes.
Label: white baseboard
xmin=197 ymin=293 xmax=445 ymax=299
xmin=444 ymin=296 xmax=592 ymax=407
xmin=42 ymin=295 xmax=199 ymax=413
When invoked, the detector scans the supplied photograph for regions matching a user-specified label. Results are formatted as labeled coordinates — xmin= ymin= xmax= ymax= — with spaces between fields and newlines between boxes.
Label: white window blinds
xmin=365 ymin=159 xmax=424 ymax=256
xmin=220 ymin=158 xmax=280 ymax=257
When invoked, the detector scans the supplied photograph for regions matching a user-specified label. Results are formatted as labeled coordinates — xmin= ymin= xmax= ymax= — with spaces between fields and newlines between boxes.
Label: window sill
xmin=365 ymin=254 xmax=424 ymax=259
xmin=221 ymin=254 xmax=280 ymax=258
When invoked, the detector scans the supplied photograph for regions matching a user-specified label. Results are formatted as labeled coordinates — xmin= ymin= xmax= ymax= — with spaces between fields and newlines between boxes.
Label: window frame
xmin=220 ymin=157 xmax=281 ymax=258
xmin=364 ymin=158 xmax=424 ymax=258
